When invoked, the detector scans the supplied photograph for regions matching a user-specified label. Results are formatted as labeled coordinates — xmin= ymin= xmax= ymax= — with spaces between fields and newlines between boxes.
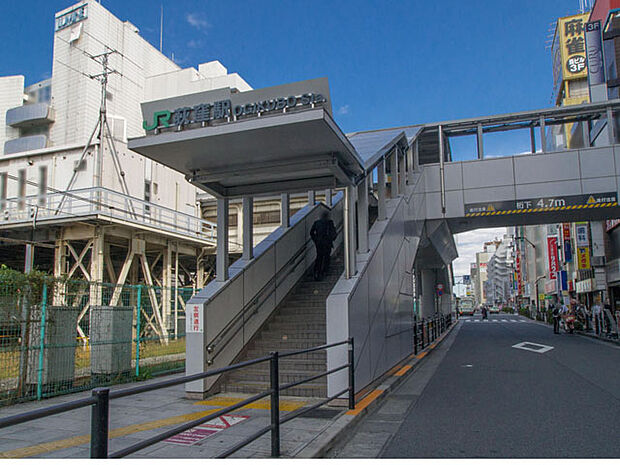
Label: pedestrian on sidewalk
xmin=592 ymin=298 xmax=602 ymax=336
xmin=552 ymin=302 xmax=561 ymax=334
xmin=310 ymin=211 xmax=337 ymax=281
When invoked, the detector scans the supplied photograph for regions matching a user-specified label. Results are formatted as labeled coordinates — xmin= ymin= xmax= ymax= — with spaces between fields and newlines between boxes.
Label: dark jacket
xmin=310 ymin=218 xmax=337 ymax=248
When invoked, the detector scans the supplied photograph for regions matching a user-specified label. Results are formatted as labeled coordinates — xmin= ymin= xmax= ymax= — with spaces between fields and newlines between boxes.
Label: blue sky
xmin=1 ymin=0 xmax=581 ymax=141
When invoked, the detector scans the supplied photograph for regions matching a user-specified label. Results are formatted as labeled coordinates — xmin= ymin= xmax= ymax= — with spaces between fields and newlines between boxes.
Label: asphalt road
xmin=330 ymin=314 xmax=620 ymax=459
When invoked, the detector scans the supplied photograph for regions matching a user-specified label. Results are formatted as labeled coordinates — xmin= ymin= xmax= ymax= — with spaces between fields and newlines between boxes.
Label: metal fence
xmin=0 ymin=278 xmax=194 ymax=405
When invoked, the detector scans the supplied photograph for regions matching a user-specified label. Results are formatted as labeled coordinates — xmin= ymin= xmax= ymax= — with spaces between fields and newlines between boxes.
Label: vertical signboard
xmin=585 ymin=21 xmax=605 ymax=86
xmin=558 ymin=13 xmax=589 ymax=81
xmin=547 ymin=237 xmax=559 ymax=280
xmin=516 ymin=251 xmax=522 ymax=295
xmin=562 ymin=223 xmax=572 ymax=262
xmin=577 ymin=247 xmax=591 ymax=269
xmin=187 ymin=304 xmax=203 ymax=333
xmin=575 ymin=222 xmax=589 ymax=247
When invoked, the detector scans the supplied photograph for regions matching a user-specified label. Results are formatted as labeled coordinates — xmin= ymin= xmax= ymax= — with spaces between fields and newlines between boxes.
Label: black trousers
xmin=553 ymin=316 xmax=560 ymax=333
xmin=314 ymin=244 xmax=331 ymax=279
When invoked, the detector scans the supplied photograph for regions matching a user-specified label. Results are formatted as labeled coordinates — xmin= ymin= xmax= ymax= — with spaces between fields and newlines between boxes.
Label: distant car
xmin=490 ymin=306 xmax=500 ymax=314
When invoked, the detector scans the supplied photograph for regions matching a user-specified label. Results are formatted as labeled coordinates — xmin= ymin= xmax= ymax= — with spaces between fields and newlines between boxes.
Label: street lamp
xmin=514 ymin=235 xmax=543 ymax=316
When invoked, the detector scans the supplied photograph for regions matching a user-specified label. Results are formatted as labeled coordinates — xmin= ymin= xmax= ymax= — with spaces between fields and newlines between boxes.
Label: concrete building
xmin=485 ymin=235 xmax=514 ymax=306
xmin=472 ymin=241 xmax=499 ymax=306
xmin=0 ymin=1 xmax=251 ymax=339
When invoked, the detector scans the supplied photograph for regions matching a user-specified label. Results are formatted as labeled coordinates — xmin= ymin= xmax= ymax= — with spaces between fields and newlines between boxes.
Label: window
xmin=144 ymin=180 xmax=151 ymax=215
xmin=0 ymin=173 xmax=7 ymax=210
xmin=18 ymin=169 xmax=26 ymax=210
xmin=38 ymin=166 xmax=47 ymax=207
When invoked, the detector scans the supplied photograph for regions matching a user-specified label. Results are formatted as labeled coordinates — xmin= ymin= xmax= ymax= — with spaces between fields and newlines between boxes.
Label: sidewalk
xmin=0 ymin=324 xmax=458 ymax=459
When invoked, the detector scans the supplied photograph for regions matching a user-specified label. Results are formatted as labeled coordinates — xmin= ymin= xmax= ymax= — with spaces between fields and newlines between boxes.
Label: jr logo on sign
xmin=143 ymin=110 xmax=172 ymax=131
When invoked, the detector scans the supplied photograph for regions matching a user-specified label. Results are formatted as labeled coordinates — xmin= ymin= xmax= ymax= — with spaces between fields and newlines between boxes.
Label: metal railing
xmin=1 ymin=187 xmax=216 ymax=245
xmin=0 ymin=338 xmax=354 ymax=459
xmin=413 ymin=314 xmax=452 ymax=355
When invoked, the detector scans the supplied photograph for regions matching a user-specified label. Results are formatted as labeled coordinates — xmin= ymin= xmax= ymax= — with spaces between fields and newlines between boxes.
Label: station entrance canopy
xmin=128 ymin=78 xmax=365 ymax=197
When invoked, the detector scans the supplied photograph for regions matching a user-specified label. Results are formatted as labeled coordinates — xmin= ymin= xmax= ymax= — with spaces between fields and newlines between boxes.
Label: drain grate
xmin=299 ymin=408 xmax=343 ymax=419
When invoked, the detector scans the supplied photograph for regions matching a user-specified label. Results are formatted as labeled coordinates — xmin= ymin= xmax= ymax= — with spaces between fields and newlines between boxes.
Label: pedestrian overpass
xmin=128 ymin=78 xmax=620 ymax=401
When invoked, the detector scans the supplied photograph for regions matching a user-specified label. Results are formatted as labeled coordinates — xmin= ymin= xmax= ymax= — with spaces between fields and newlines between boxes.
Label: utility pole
xmin=56 ymin=47 xmax=135 ymax=217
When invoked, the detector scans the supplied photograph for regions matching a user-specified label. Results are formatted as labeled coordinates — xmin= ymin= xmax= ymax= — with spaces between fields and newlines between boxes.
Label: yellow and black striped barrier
xmin=465 ymin=201 xmax=619 ymax=217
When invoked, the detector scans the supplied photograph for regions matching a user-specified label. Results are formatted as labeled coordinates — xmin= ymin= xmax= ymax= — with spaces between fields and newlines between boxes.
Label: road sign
xmin=464 ymin=192 xmax=618 ymax=217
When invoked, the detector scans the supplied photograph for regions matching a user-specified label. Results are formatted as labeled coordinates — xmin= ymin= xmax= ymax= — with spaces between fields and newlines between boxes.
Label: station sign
xmin=464 ymin=192 xmax=618 ymax=217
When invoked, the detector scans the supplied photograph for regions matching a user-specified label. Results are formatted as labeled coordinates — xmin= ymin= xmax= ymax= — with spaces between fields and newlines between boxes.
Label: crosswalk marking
xmin=462 ymin=319 xmax=528 ymax=324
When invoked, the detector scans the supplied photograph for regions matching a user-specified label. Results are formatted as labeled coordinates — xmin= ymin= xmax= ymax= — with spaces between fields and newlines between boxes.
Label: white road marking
xmin=512 ymin=341 xmax=554 ymax=353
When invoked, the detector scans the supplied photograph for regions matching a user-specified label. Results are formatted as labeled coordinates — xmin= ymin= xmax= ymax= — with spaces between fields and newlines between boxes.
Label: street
xmin=329 ymin=314 xmax=620 ymax=458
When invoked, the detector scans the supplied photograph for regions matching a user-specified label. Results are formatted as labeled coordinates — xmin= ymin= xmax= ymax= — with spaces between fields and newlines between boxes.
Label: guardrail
xmin=413 ymin=314 xmax=452 ymax=355
xmin=0 ymin=338 xmax=354 ymax=459
xmin=1 ymin=187 xmax=216 ymax=244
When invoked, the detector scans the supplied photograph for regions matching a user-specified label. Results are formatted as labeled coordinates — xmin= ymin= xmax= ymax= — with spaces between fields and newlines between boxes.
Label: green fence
xmin=0 ymin=278 xmax=194 ymax=406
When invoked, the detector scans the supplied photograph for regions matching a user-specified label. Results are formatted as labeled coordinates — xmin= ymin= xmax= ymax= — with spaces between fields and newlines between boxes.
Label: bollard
xmin=348 ymin=338 xmax=355 ymax=410
xmin=269 ymin=352 xmax=280 ymax=458
xmin=90 ymin=388 xmax=110 ymax=458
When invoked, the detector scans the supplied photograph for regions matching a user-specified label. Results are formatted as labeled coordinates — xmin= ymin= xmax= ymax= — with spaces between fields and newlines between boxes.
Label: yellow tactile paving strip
xmin=0 ymin=394 xmax=309 ymax=458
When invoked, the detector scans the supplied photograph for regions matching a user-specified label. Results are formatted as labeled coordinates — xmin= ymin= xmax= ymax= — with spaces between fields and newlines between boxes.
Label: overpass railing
xmin=0 ymin=339 xmax=354 ymax=459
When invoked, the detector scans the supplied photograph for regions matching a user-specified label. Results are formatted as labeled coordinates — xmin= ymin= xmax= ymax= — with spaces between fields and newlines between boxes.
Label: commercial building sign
xmin=547 ymin=236 xmax=559 ymax=280
xmin=606 ymin=219 xmax=620 ymax=232
xmin=575 ymin=222 xmax=589 ymax=247
xmin=577 ymin=246 xmax=591 ymax=270
xmin=143 ymin=93 xmax=328 ymax=132
xmin=55 ymin=4 xmax=88 ymax=32
xmin=557 ymin=13 xmax=589 ymax=81
xmin=464 ymin=192 xmax=617 ymax=217
xmin=562 ymin=223 xmax=572 ymax=262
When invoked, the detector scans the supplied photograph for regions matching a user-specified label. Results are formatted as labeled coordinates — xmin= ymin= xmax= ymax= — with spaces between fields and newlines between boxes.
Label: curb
xmin=295 ymin=320 xmax=459 ymax=458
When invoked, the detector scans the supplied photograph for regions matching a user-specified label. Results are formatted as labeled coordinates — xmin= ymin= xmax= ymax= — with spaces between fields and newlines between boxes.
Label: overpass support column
xmin=377 ymin=160 xmax=387 ymax=221
xmin=530 ymin=126 xmax=537 ymax=153
xmin=406 ymin=145 xmax=414 ymax=182
xmin=242 ymin=196 xmax=254 ymax=261
xmin=324 ymin=188 xmax=333 ymax=207
xmin=421 ymin=269 xmax=436 ymax=319
xmin=398 ymin=147 xmax=406 ymax=194
xmin=539 ymin=116 xmax=547 ymax=153
xmin=344 ymin=185 xmax=357 ymax=278
xmin=280 ymin=193 xmax=290 ymax=228
xmin=390 ymin=149 xmax=399 ymax=197
xmin=607 ymin=106 xmax=616 ymax=145
xmin=308 ymin=190 xmax=315 ymax=206
xmin=357 ymin=176 xmax=369 ymax=254
xmin=476 ymin=123 xmax=484 ymax=159
xmin=438 ymin=125 xmax=446 ymax=213
xmin=216 ymin=198 xmax=229 ymax=282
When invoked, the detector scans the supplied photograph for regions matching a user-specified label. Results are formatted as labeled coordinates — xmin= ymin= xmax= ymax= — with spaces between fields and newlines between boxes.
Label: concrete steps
xmin=220 ymin=250 xmax=343 ymax=397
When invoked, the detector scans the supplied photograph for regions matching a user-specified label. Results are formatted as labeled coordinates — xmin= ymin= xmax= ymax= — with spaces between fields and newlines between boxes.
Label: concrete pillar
xmin=90 ymin=228 xmax=104 ymax=306
xmin=420 ymin=269 xmax=436 ymax=319
xmin=24 ymin=244 xmax=34 ymax=273
xmin=280 ymin=193 xmax=290 ymax=228
xmin=591 ymin=221 xmax=608 ymax=294
xmin=477 ymin=123 xmax=484 ymax=159
xmin=406 ymin=145 xmax=414 ymax=183
xmin=162 ymin=243 xmax=172 ymax=331
xmin=308 ymin=190 xmax=315 ymax=206
xmin=344 ymin=185 xmax=357 ymax=279
xmin=390 ymin=149 xmax=399 ymax=197
xmin=357 ymin=177 xmax=369 ymax=253
xmin=216 ymin=197 xmax=229 ymax=282
xmin=242 ymin=196 xmax=254 ymax=261
xmin=324 ymin=188 xmax=333 ymax=207
xmin=377 ymin=160 xmax=387 ymax=220
xmin=235 ymin=204 xmax=243 ymax=249
xmin=398 ymin=148 xmax=406 ymax=194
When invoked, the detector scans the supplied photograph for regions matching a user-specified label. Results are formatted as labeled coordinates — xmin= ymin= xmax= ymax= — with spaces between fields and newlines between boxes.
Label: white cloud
xmin=186 ymin=13 xmax=209 ymax=30
xmin=187 ymin=39 xmax=203 ymax=49
xmin=452 ymin=227 xmax=507 ymax=277
xmin=337 ymin=105 xmax=350 ymax=115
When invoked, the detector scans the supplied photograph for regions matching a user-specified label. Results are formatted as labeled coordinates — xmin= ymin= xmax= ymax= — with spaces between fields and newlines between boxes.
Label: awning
xmin=128 ymin=108 xmax=364 ymax=198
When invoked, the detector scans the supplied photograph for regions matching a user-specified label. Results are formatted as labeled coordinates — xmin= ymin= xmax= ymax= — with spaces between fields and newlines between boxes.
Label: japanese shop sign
xmin=575 ymin=222 xmax=589 ymax=247
xmin=547 ymin=237 xmax=559 ymax=280
xmin=606 ymin=219 xmax=620 ymax=232
xmin=562 ymin=223 xmax=572 ymax=263
xmin=55 ymin=4 xmax=88 ymax=32
xmin=577 ymin=247 xmax=591 ymax=270
xmin=558 ymin=13 xmax=589 ymax=81
xmin=585 ymin=21 xmax=605 ymax=86
xmin=187 ymin=304 xmax=203 ymax=333
xmin=143 ymin=92 xmax=327 ymax=132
